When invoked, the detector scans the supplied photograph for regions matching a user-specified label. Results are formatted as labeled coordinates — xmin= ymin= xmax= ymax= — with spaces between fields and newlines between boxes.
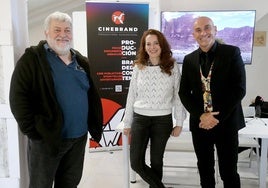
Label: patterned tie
xmin=200 ymin=60 xmax=214 ymax=113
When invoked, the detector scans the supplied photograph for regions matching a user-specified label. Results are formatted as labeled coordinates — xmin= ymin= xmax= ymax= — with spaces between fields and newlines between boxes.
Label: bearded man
xmin=9 ymin=11 xmax=103 ymax=188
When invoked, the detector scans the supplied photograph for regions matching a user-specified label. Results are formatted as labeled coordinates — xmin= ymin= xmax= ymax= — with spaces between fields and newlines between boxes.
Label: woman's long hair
xmin=134 ymin=29 xmax=175 ymax=75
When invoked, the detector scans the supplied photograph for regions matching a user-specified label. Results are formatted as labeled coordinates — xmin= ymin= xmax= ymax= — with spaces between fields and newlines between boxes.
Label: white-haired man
xmin=9 ymin=11 xmax=103 ymax=188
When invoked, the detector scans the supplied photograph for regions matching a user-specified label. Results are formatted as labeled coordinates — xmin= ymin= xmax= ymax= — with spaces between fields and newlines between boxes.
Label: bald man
xmin=179 ymin=16 xmax=246 ymax=188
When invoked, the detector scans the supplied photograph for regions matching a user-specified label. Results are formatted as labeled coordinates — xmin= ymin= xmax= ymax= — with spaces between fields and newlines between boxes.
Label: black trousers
xmin=191 ymin=126 xmax=241 ymax=188
xmin=130 ymin=113 xmax=173 ymax=188
xmin=27 ymin=134 xmax=87 ymax=188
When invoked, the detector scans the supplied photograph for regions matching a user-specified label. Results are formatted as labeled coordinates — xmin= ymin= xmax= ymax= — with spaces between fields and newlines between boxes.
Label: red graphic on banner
xmin=112 ymin=11 xmax=125 ymax=25
xmin=102 ymin=98 xmax=122 ymax=124
xmin=89 ymin=98 xmax=124 ymax=148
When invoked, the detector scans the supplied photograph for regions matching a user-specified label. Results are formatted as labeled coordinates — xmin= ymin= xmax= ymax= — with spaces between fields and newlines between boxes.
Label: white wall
xmin=160 ymin=0 xmax=268 ymax=21
xmin=0 ymin=0 xmax=26 ymax=187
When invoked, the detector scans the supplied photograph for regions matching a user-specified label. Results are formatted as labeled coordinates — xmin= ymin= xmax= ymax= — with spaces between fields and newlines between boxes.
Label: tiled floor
xmin=78 ymin=147 xmax=266 ymax=188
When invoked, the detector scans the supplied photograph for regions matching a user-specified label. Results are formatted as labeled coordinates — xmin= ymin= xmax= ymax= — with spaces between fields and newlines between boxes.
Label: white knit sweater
xmin=122 ymin=63 xmax=186 ymax=128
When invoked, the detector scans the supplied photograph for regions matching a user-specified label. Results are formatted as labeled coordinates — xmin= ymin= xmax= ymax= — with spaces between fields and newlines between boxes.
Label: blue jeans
xmin=130 ymin=113 xmax=173 ymax=188
xmin=27 ymin=134 xmax=87 ymax=188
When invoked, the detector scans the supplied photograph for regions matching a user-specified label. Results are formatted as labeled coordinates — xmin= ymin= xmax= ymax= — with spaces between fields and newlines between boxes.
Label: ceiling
xmin=27 ymin=0 xmax=268 ymax=29
xmin=27 ymin=0 xmax=86 ymax=28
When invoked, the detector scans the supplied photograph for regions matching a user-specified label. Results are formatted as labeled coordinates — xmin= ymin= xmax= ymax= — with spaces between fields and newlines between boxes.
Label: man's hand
xmin=199 ymin=112 xmax=219 ymax=130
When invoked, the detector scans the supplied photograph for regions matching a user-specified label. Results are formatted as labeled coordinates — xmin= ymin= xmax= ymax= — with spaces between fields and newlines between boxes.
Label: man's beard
xmin=47 ymin=36 xmax=72 ymax=56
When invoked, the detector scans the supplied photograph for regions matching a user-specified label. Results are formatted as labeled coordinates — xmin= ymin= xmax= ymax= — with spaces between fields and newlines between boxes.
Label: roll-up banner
xmin=86 ymin=2 xmax=149 ymax=149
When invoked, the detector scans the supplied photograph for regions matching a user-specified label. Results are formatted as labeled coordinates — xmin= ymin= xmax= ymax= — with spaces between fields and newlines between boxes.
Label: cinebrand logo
xmin=97 ymin=10 xmax=138 ymax=33
xmin=112 ymin=11 xmax=125 ymax=25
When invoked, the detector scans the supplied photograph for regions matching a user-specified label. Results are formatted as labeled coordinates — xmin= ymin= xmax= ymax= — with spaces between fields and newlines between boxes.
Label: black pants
xmin=27 ymin=134 xmax=87 ymax=188
xmin=192 ymin=127 xmax=241 ymax=188
xmin=130 ymin=113 xmax=173 ymax=188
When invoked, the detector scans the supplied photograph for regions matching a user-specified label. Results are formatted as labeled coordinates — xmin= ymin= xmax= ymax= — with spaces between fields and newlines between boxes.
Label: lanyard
xmin=200 ymin=62 xmax=214 ymax=112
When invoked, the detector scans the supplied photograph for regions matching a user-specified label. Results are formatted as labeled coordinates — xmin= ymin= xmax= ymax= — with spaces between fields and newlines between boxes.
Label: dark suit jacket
xmin=179 ymin=42 xmax=246 ymax=133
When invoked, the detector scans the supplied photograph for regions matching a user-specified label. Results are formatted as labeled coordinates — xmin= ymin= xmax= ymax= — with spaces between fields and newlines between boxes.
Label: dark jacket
xmin=9 ymin=40 xmax=103 ymax=154
xmin=179 ymin=42 xmax=246 ymax=132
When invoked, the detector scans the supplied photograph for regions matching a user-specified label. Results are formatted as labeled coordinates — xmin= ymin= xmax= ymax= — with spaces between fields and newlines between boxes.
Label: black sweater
xmin=9 ymin=40 xmax=103 ymax=154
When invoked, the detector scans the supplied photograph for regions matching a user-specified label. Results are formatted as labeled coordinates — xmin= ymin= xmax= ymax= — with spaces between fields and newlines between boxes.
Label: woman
xmin=122 ymin=29 xmax=186 ymax=187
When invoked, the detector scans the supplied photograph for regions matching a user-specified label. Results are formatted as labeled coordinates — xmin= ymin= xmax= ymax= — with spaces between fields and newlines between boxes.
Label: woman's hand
xmin=171 ymin=126 xmax=182 ymax=137
xmin=123 ymin=128 xmax=131 ymax=136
